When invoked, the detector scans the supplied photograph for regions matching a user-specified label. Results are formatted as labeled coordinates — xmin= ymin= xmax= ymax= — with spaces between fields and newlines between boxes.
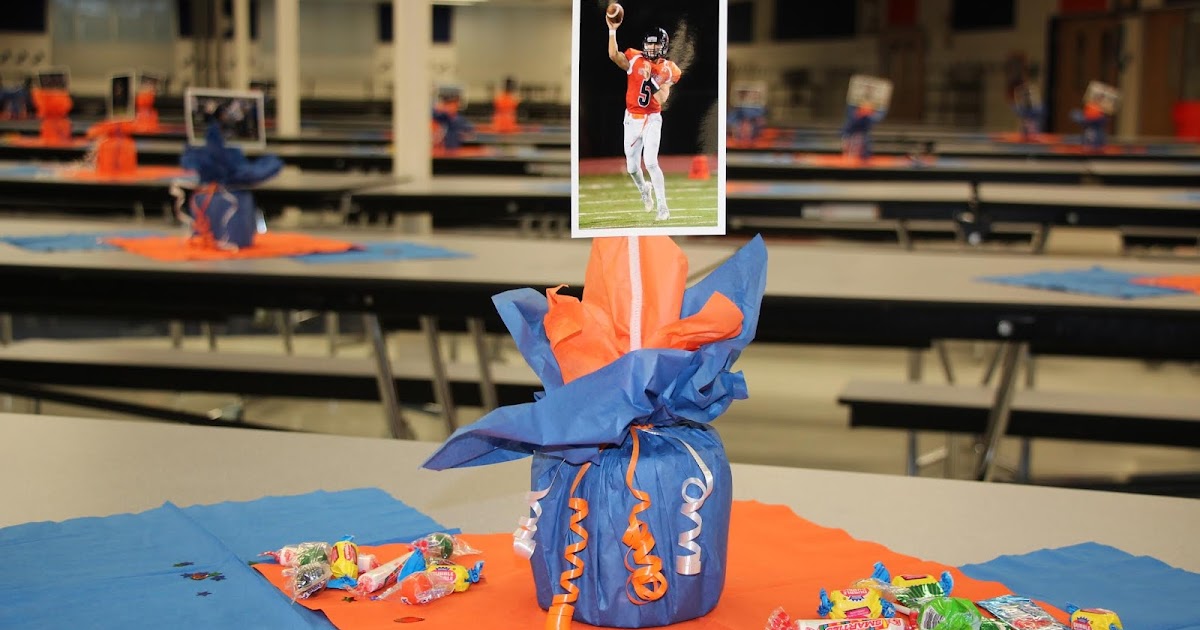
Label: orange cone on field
xmin=689 ymin=154 xmax=710 ymax=180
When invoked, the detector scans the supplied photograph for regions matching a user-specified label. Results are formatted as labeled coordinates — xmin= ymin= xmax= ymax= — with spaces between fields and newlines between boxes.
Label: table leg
xmin=420 ymin=316 xmax=458 ymax=435
xmin=0 ymin=314 xmax=12 ymax=346
xmin=276 ymin=311 xmax=295 ymax=355
xmin=202 ymin=322 xmax=218 ymax=351
xmin=975 ymin=341 xmax=1027 ymax=482
xmin=896 ymin=220 xmax=913 ymax=251
xmin=325 ymin=312 xmax=339 ymax=357
xmin=1031 ymin=224 xmax=1050 ymax=254
xmin=467 ymin=317 xmax=499 ymax=411
xmin=905 ymin=348 xmax=923 ymax=476
xmin=169 ymin=321 xmax=184 ymax=349
xmin=934 ymin=340 xmax=955 ymax=384
xmin=362 ymin=313 xmax=413 ymax=440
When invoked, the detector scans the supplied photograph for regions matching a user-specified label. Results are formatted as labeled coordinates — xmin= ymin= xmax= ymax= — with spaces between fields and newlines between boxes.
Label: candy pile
xmin=260 ymin=532 xmax=484 ymax=605
xmin=766 ymin=562 xmax=1121 ymax=630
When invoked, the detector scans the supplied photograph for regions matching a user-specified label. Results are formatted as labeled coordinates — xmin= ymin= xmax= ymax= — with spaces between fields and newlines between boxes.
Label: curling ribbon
xmin=513 ymin=486 xmax=551 ymax=559
xmin=672 ymin=438 xmax=713 ymax=575
xmin=622 ymin=427 xmax=668 ymax=605
xmin=635 ymin=428 xmax=715 ymax=576
xmin=545 ymin=462 xmax=591 ymax=630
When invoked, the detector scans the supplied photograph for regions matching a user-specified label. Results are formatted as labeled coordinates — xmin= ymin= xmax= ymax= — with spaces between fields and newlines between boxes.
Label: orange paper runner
xmin=106 ymin=232 xmax=356 ymax=262
xmin=256 ymin=501 xmax=1058 ymax=629
xmin=1135 ymin=275 xmax=1200 ymax=295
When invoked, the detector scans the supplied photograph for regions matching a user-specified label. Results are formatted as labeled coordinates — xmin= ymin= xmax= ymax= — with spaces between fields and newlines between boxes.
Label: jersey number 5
xmin=637 ymin=78 xmax=653 ymax=107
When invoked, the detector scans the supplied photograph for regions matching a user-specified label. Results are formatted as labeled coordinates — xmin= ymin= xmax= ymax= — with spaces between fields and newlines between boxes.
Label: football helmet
xmin=643 ymin=28 xmax=669 ymax=60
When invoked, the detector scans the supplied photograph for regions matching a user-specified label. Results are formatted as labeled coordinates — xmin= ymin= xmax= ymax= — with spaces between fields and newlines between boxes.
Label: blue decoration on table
xmin=0 ymin=231 xmax=162 ymax=252
xmin=961 ymin=542 xmax=1200 ymax=630
xmin=979 ymin=266 xmax=1190 ymax=300
xmin=423 ymin=237 xmax=767 ymax=628
xmin=292 ymin=242 xmax=470 ymax=265
xmin=178 ymin=124 xmax=283 ymax=248
xmin=181 ymin=488 xmax=455 ymax=562
xmin=0 ymin=504 xmax=331 ymax=630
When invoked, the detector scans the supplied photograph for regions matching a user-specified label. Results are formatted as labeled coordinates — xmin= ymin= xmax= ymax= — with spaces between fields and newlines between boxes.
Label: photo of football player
xmin=609 ymin=24 xmax=681 ymax=221
xmin=572 ymin=0 xmax=726 ymax=238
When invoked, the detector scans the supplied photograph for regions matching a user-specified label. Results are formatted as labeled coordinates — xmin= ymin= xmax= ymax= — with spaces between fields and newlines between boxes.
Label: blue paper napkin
xmin=181 ymin=488 xmax=456 ymax=561
xmin=961 ymin=542 xmax=1200 ymax=630
xmin=979 ymin=266 xmax=1189 ymax=300
xmin=0 ymin=503 xmax=330 ymax=630
xmin=291 ymin=241 xmax=470 ymax=264
xmin=0 ymin=231 xmax=164 ymax=252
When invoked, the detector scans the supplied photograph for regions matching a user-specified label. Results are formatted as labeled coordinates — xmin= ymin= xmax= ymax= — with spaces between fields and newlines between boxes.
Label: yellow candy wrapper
xmin=818 ymin=588 xmax=895 ymax=620
xmin=329 ymin=539 xmax=360 ymax=583
xmin=1068 ymin=606 xmax=1122 ymax=630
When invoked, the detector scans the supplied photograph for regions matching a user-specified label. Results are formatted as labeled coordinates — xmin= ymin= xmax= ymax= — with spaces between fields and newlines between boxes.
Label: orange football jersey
xmin=623 ymin=48 xmax=682 ymax=115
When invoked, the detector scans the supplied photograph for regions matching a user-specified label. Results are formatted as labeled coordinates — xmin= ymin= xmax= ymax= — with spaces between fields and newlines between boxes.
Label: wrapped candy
xmin=352 ymin=552 xmax=412 ymax=597
xmin=378 ymin=570 xmax=457 ymax=605
xmin=766 ymin=609 xmax=906 ymax=630
xmin=327 ymin=538 xmax=360 ymax=590
xmin=426 ymin=559 xmax=485 ymax=592
xmin=855 ymin=562 xmax=954 ymax=611
xmin=412 ymin=532 xmax=479 ymax=561
xmin=357 ymin=550 xmax=429 ymax=598
xmin=978 ymin=595 xmax=1069 ymax=630
xmin=356 ymin=553 xmax=379 ymax=573
xmin=286 ymin=561 xmax=332 ymax=601
xmin=1065 ymin=605 xmax=1122 ymax=630
xmin=261 ymin=542 xmax=331 ymax=568
xmin=819 ymin=588 xmax=896 ymax=620
xmin=915 ymin=597 xmax=988 ymax=630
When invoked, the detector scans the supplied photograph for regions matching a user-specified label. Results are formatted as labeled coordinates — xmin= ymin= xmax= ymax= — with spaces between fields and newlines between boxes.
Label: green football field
xmin=576 ymin=173 xmax=720 ymax=231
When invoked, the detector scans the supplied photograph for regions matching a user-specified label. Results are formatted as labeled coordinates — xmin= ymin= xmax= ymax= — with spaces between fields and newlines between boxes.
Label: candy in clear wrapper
xmin=351 ymin=552 xmax=413 ymax=597
xmin=356 ymin=553 xmax=379 ymax=573
xmin=1065 ymin=605 xmax=1122 ymax=630
xmin=425 ymin=558 xmax=485 ymax=592
xmin=288 ymin=562 xmax=332 ymax=600
xmin=916 ymin=597 xmax=987 ymax=630
xmin=978 ymin=595 xmax=1069 ymax=630
xmin=855 ymin=562 xmax=954 ymax=611
xmin=819 ymin=588 xmax=896 ymax=619
xmin=766 ymin=609 xmax=908 ymax=630
xmin=261 ymin=541 xmax=331 ymax=568
xmin=379 ymin=570 xmax=457 ymax=605
xmin=413 ymin=532 xmax=478 ymax=561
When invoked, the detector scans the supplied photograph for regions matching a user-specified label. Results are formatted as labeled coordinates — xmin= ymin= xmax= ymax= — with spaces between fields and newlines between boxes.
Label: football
xmin=606 ymin=3 xmax=624 ymax=26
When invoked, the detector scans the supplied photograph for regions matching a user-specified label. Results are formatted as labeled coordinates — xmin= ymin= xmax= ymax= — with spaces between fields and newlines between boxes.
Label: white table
xmin=2 ymin=412 xmax=1197 ymax=572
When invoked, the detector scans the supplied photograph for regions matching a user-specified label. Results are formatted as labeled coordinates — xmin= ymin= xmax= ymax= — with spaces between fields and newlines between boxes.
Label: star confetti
xmin=196 ymin=591 xmax=212 ymax=597
xmin=342 ymin=596 xmax=356 ymax=603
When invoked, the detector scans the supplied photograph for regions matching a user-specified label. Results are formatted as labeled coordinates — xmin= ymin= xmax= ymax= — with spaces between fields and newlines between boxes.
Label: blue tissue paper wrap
xmin=179 ymin=124 xmax=283 ymax=248
xmin=424 ymin=237 xmax=767 ymax=628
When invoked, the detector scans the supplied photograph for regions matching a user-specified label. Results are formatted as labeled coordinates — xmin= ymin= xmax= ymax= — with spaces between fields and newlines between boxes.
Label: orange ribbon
xmin=545 ymin=462 xmax=591 ymax=630
xmin=622 ymin=426 xmax=668 ymax=605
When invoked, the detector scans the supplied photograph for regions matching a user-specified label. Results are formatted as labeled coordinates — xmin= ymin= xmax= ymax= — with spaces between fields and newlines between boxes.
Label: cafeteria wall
xmin=0 ymin=0 xmax=1166 ymax=132
xmin=727 ymin=0 xmax=1166 ymax=133
xmin=0 ymin=0 xmax=572 ymax=104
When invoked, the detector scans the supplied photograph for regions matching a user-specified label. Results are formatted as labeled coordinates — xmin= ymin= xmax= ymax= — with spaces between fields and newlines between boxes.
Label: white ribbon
xmin=512 ymin=486 xmax=551 ymax=559
xmin=673 ymin=438 xmax=714 ymax=575
xmin=635 ymin=428 xmax=716 ymax=575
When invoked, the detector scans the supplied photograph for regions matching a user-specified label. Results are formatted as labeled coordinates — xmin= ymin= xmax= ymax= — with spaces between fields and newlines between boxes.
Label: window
xmin=773 ymin=1 xmax=857 ymax=40
xmin=377 ymin=3 xmax=452 ymax=43
xmin=729 ymin=1 xmax=753 ymax=43
xmin=951 ymin=0 xmax=1015 ymax=31
xmin=3 ymin=1 xmax=47 ymax=32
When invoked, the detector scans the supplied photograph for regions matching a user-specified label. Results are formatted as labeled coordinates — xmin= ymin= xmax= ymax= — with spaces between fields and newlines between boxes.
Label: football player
xmin=608 ymin=16 xmax=681 ymax=221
